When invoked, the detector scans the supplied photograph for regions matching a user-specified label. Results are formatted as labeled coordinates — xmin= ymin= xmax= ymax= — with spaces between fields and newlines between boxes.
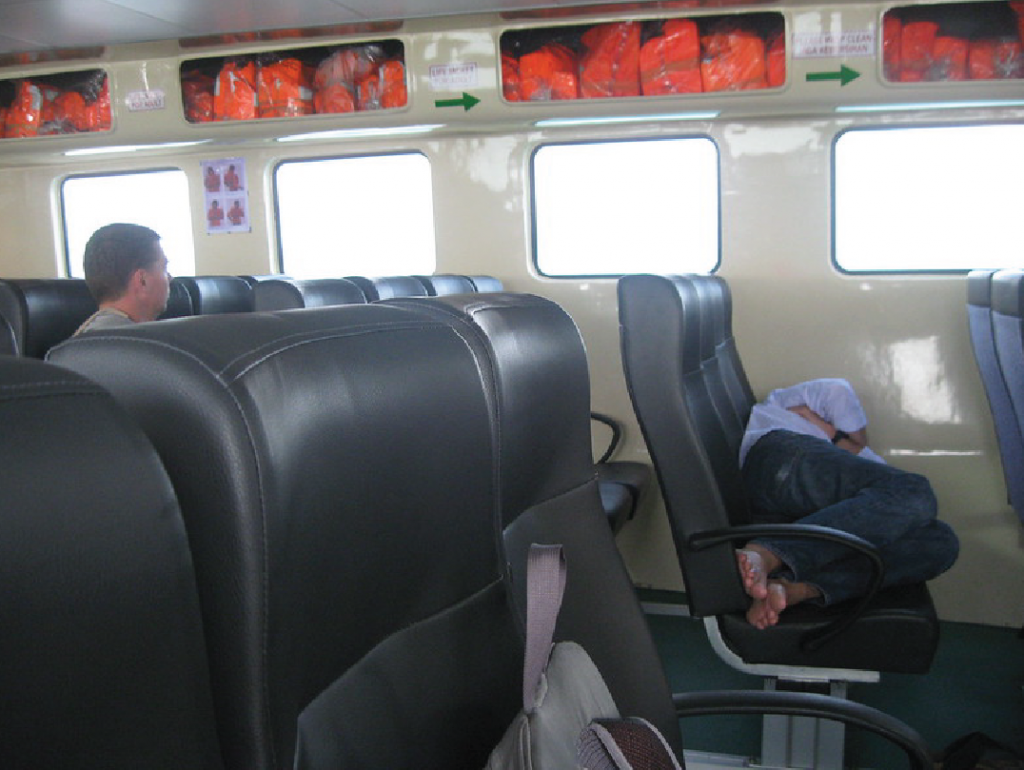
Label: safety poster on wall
xmin=202 ymin=157 xmax=250 ymax=234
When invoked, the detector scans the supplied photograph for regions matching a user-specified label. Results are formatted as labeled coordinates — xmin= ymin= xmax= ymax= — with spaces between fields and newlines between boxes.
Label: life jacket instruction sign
xmin=429 ymin=62 xmax=479 ymax=91
xmin=202 ymin=157 xmax=250 ymax=234
xmin=793 ymin=30 xmax=875 ymax=58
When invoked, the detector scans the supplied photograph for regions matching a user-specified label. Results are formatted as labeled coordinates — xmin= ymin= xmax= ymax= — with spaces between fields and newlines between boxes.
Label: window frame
xmin=273 ymin=150 xmax=438 ymax=279
xmin=831 ymin=121 xmax=1024 ymax=275
xmin=529 ymin=135 xmax=722 ymax=279
xmin=61 ymin=167 xmax=196 ymax=278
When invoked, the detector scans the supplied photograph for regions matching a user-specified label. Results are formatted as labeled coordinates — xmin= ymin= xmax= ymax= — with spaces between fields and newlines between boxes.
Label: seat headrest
xmin=173 ymin=276 xmax=254 ymax=314
xmin=371 ymin=275 xmax=430 ymax=300
xmin=0 ymin=356 xmax=220 ymax=767
xmin=992 ymin=269 xmax=1024 ymax=318
xmin=254 ymin=278 xmax=366 ymax=310
xmin=0 ymin=278 xmax=98 ymax=358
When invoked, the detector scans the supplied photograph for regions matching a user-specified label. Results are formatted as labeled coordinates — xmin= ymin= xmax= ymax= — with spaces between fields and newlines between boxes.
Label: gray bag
xmin=484 ymin=545 xmax=681 ymax=770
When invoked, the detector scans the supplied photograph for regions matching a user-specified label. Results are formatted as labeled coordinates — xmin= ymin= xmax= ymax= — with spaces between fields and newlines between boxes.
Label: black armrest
xmin=688 ymin=523 xmax=885 ymax=651
xmin=673 ymin=690 xmax=932 ymax=770
xmin=591 ymin=411 xmax=623 ymax=464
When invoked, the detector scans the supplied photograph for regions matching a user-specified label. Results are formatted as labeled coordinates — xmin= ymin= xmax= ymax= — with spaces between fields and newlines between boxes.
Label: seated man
xmin=736 ymin=378 xmax=959 ymax=629
xmin=75 ymin=223 xmax=171 ymax=335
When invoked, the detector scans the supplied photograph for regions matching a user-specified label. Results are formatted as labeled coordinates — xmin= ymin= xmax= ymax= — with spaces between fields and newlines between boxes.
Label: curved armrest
xmin=590 ymin=411 xmax=622 ymax=464
xmin=673 ymin=690 xmax=931 ymax=770
xmin=687 ymin=524 xmax=885 ymax=651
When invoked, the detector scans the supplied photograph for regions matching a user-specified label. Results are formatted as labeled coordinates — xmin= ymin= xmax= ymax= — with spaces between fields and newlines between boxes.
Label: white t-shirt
xmin=739 ymin=378 xmax=885 ymax=466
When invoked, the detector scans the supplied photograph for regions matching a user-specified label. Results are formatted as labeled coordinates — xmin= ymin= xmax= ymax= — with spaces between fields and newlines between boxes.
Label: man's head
xmin=82 ymin=223 xmax=171 ymax=321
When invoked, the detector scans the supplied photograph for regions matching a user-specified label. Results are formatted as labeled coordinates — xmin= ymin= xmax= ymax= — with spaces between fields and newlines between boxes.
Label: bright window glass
xmin=63 ymin=170 xmax=196 ymax=277
xmin=834 ymin=125 xmax=1024 ymax=272
xmin=533 ymin=137 xmax=719 ymax=276
xmin=275 ymin=153 xmax=436 ymax=278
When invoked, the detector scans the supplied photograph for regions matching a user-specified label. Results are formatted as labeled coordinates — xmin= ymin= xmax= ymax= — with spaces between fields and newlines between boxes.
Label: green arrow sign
xmin=434 ymin=92 xmax=480 ymax=111
xmin=806 ymin=64 xmax=860 ymax=86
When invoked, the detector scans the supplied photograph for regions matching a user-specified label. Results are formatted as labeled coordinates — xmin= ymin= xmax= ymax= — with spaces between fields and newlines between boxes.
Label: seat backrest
xmin=0 ymin=308 xmax=17 ymax=354
xmin=0 ymin=356 xmax=221 ymax=768
xmin=365 ymin=275 xmax=430 ymax=300
xmin=415 ymin=274 xmax=477 ymax=296
xmin=0 ymin=278 xmax=98 ymax=357
xmin=49 ymin=305 xmax=521 ymax=770
xmin=618 ymin=274 xmax=748 ymax=617
xmin=159 ymin=276 xmax=196 ymax=319
xmin=968 ymin=269 xmax=1024 ymax=523
xmin=989 ymin=269 xmax=1024 ymax=524
xmin=253 ymin=278 xmax=366 ymax=310
xmin=173 ymin=276 xmax=254 ymax=314
xmin=707 ymin=275 xmax=756 ymax=426
xmin=468 ymin=275 xmax=504 ymax=292
xmin=389 ymin=292 xmax=682 ymax=755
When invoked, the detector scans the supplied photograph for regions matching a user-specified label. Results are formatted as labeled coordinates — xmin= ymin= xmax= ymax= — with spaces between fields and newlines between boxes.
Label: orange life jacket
xmin=182 ymin=70 xmax=215 ymax=123
xmin=502 ymin=53 xmax=522 ymax=101
xmin=580 ymin=21 xmax=641 ymax=99
xmin=882 ymin=16 xmax=902 ymax=81
xmin=766 ymin=31 xmax=786 ymax=87
xmin=969 ymin=38 xmax=1023 ymax=79
xmin=899 ymin=21 xmax=937 ymax=82
xmin=519 ymin=43 xmax=578 ymax=101
xmin=213 ymin=60 xmax=258 ymax=121
xmin=5 ymin=81 xmax=43 ymax=138
xmin=258 ymin=58 xmax=315 ymax=118
xmin=313 ymin=48 xmax=375 ymax=114
xmin=640 ymin=18 xmax=702 ymax=95
xmin=931 ymin=36 xmax=968 ymax=81
xmin=53 ymin=90 xmax=88 ymax=132
xmin=700 ymin=26 xmax=767 ymax=92
xmin=84 ymin=75 xmax=111 ymax=132
xmin=357 ymin=59 xmax=406 ymax=110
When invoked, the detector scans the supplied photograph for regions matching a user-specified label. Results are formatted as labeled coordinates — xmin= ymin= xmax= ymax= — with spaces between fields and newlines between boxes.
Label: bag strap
xmin=523 ymin=543 xmax=567 ymax=713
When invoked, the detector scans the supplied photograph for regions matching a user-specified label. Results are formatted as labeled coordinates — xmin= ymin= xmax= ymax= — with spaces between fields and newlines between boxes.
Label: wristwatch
xmin=832 ymin=429 xmax=850 ymax=445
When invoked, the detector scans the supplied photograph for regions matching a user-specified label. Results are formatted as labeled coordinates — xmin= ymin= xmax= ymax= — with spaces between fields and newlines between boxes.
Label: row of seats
xmin=0 ymin=271 xmax=650 ymax=530
xmin=0 ymin=274 xmax=503 ymax=358
xmin=967 ymin=268 xmax=1024 ymax=528
xmin=617 ymin=274 xmax=940 ymax=769
xmin=1 ymin=294 xmax=933 ymax=769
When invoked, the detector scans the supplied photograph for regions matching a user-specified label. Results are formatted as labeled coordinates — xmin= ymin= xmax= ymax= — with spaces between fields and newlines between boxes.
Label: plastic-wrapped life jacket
xmin=213 ymin=59 xmax=258 ymax=121
xmin=899 ymin=20 xmax=938 ymax=81
xmin=357 ymin=59 xmax=406 ymax=110
xmin=0 ymin=106 xmax=7 ymax=138
xmin=182 ymin=70 xmax=215 ymax=123
xmin=258 ymin=58 xmax=315 ymax=118
xmin=53 ymin=91 xmax=89 ymax=132
xmin=5 ymin=81 xmax=43 ymax=138
xmin=930 ymin=36 xmax=968 ymax=80
xmin=35 ymin=84 xmax=61 ymax=135
xmin=85 ymin=75 xmax=112 ymax=131
xmin=640 ymin=19 xmax=702 ymax=95
xmin=700 ymin=25 xmax=767 ymax=91
xmin=502 ymin=53 xmax=522 ymax=101
xmin=969 ymin=38 xmax=1023 ymax=80
xmin=520 ymin=43 xmax=579 ymax=101
xmin=580 ymin=21 xmax=641 ymax=98
xmin=313 ymin=47 xmax=377 ymax=114
xmin=883 ymin=15 xmax=902 ymax=80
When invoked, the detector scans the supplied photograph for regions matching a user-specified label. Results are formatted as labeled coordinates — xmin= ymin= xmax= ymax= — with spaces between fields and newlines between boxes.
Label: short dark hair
xmin=82 ymin=223 xmax=161 ymax=303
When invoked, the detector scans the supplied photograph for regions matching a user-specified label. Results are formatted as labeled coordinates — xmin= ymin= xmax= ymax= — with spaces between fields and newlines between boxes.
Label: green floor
xmin=645 ymin=603 xmax=1024 ymax=766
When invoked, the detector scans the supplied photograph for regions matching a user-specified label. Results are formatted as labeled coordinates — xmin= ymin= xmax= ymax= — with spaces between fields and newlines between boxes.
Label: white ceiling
xmin=0 ymin=0 xmax=650 ymax=56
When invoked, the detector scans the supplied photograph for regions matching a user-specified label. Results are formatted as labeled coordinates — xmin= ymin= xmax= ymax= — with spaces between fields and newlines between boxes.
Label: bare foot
xmin=737 ymin=549 xmax=769 ymax=600
xmin=746 ymin=581 xmax=787 ymax=629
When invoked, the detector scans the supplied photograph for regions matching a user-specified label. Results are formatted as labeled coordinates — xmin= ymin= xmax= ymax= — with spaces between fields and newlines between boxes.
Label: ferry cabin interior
xmin=0 ymin=0 xmax=1022 ymax=767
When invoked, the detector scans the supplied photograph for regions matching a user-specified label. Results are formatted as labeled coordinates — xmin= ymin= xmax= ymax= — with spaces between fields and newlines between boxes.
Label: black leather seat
xmin=414 ymin=274 xmax=477 ymax=296
xmin=968 ymin=269 xmax=1024 ymax=526
xmin=50 ymin=305 xmax=522 ymax=770
xmin=0 ymin=278 xmax=97 ymax=357
xmin=173 ymin=276 xmax=254 ymax=314
xmin=345 ymin=275 xmax=429 ymax=301
xmin=0 ymin=356 xmax=222 ymax=768
xmin=252 ymin=278 xmax=366 ymax=311
xmin=0 ymin=309 xmax=17 ymax=354
xmin=467 ymin=275 xmax=504 ymax=292
xmin=619 ymin=274 xmax=940 ymax=768
xmin=159 ymin=277 xmax=196 ymax=319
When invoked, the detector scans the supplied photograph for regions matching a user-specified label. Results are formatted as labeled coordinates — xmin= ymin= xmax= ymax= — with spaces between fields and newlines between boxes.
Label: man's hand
xmin=787 ymin=404 xmax=868 ymax=453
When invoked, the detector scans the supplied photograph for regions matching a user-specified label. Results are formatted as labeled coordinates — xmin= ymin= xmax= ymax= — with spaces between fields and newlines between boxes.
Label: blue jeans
xmin=741 ymin=430 xmax=959 ymax=605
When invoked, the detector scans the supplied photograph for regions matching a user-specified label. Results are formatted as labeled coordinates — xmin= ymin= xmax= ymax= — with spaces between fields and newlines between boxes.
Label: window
xmin=63 ymin=170 xmax=196 ymax=277
xmin=834 ymin=125 xmax=1024 ymax=272
xmin=275 ymin=153 xmax=436 ymax=278
xmin=532 ymin=137 xmax=720 ymax=277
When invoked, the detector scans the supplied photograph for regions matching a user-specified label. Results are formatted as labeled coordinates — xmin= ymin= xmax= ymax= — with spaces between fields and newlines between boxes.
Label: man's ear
xmin=130 ymin=267 xmax=149 ymax=293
